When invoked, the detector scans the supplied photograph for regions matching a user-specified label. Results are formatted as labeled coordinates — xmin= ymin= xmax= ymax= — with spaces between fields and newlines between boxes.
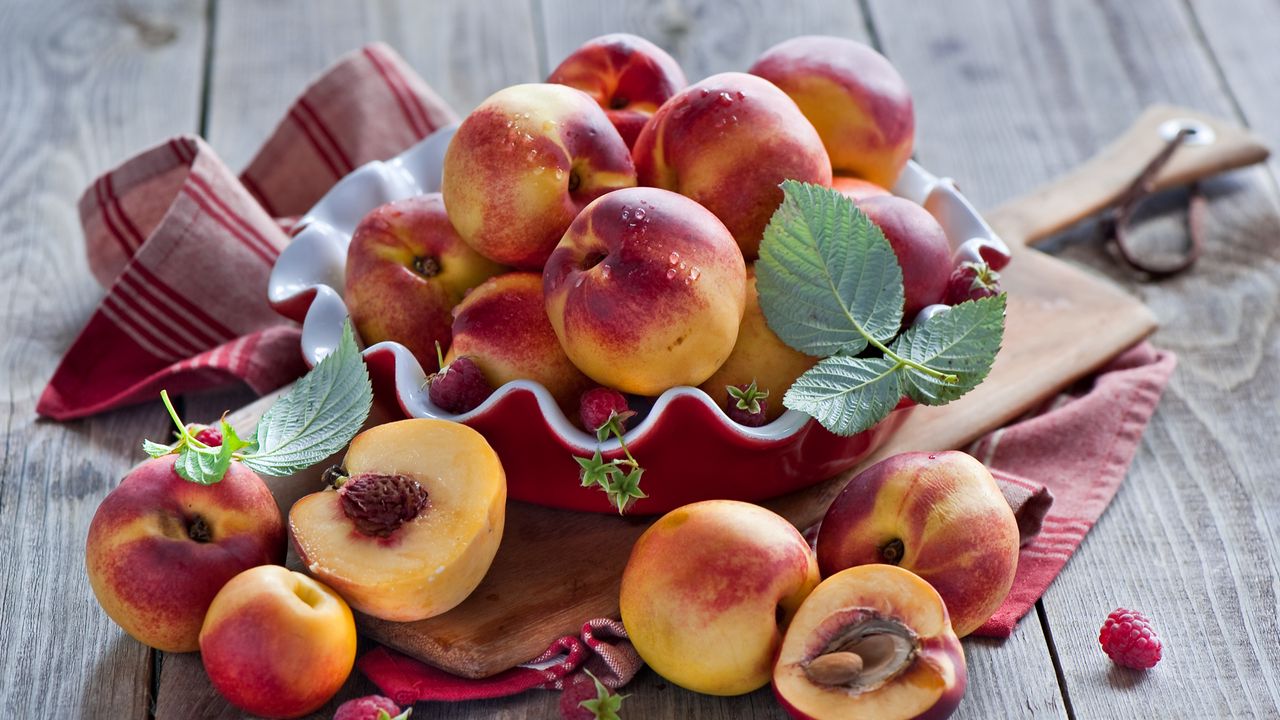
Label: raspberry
xmin=428 ymin=356 xmax=492 ymax=414
xmin=944 ymin=261 xmax=1002 ymax=304
xmin=558 ymin=670 xmax=624 ymax=720
xmin=726 ymin=380 xmax=770 ymax=427
xmin=558 ymin=672 xmax=598 ymax=720
xmin=1099 ymin=608 xmax=1162 ymax=669
xmin=333 ymin=694 xmax=409 ymax=720
xmin=337 ymin=472 xmax=429 ymax=538
xmin=193 ymin=425 xmax=223 ymax=447
xmin=580 ymin=387 xmax=631 ymax=432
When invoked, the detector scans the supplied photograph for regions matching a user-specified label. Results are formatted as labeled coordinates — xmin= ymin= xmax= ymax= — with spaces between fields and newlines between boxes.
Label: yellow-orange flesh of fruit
xmin=289 ymin=419 xmax=506 ymax=622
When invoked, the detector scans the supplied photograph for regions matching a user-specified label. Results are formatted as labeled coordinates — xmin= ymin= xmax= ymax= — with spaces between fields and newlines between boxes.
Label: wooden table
xmin=6 ymin=0 xmax=1280 ymax=717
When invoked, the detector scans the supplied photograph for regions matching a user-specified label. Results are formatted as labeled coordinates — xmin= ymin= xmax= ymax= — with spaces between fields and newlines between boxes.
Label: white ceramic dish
xmin=267 ymin=124 xmax=1010 ymax=513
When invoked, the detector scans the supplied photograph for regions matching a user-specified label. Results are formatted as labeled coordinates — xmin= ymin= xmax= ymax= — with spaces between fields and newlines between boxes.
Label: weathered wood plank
xmin=0 ymin=0 xmax=208 ymax=715
xmin=867 ymin=0 xmax=1280 ymax=715
xmin=538 ymin=0 xmax=867 ymax=80
xmin=1186 ymin=0 xmax=1280 ymax=180
xmin=207 ymin=0 xmax=541 ymax=171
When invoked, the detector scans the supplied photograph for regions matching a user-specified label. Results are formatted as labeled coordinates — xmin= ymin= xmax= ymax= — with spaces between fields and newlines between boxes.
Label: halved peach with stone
xmin=774 ymin=564 xmax=966 ymax=720
xmin=288 ymin=419 xmax=506 ymax=622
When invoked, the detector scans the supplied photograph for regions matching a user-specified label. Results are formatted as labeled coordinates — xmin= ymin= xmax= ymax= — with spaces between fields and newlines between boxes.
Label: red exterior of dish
xmin=365 ymin=345 xmax=911 ymax=515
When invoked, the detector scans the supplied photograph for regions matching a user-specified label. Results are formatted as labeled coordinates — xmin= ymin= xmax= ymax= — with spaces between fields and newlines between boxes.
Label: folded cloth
xmin=37 ymin=43 xmax=454 ymax=420
xmin=359 ymin=620 xmax=640 ymax=706
xmin=971 ymin=342 xmax=1176 ymax=637
xmin=41 ymin=40 xmax=1176 ymax=703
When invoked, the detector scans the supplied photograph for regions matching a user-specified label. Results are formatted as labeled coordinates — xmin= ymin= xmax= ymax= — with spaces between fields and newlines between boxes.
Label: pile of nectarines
xmin=343 ymin=31 xmax=1007 ymax=433
xmin=85 ymin=31 xmax=1021 ymax=720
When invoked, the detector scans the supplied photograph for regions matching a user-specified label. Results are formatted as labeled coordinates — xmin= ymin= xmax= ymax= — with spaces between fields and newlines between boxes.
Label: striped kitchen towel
xmin=37 ymin=43 xmax=454 ymax=420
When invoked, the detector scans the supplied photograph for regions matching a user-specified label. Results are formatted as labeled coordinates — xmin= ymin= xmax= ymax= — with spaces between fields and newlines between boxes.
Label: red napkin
xmin=43 ymin=43 xmax=1176 ymax=704
xmin=37 ymin=43 xmax=454 ymax=420
xmin=359 ymin=620 xmax=641 ymax=705
xmin=972 ymin=342 xmax=1176 ymax=637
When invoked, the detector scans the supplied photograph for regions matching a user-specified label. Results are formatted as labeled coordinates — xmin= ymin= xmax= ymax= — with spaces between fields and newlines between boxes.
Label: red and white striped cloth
xmin=37 ymin=43 xmax=454 ymax=420
xmin=41 ymin=41 xmax=1176 ymax=702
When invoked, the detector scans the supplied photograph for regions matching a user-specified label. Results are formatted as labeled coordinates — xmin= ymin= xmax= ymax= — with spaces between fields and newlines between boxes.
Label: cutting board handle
xmin=984 ymin=105 xmax=1269 ymax=246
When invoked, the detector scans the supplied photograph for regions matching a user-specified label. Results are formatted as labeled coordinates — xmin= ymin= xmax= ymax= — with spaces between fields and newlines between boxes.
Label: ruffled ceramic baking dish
xmin=268 ymin=123 xmax=1009 ymax=514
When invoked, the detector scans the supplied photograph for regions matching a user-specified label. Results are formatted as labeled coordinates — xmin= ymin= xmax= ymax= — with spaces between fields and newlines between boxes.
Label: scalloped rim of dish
xmin=267 ymin=122 xmax=1010 ymax=454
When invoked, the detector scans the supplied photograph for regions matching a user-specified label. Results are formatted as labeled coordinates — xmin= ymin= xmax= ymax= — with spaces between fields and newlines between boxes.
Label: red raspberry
xmin=428 ymin=356 xmax=492 ymax=414
xmin=1099 ymin=608 xmax=1162 ymax=669
xmin=580 ymin=387 xmax=631 ymax=432
xmin=558 ymin=672 xmax=599 ymax=720
xmin=725 ymin=380 xmax=770 ymax=427
xmin=332 ymin=694 xmax=408 ymax=720
xmin=944 ymin=261 xmax=1002 ymax=304
xmin=193 ymin=426 xmax=222 ymax=447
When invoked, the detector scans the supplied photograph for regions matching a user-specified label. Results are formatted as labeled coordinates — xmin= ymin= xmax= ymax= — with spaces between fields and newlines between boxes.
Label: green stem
xmin=865 ymin=336 xmax=958 ymax=383
xmin=159 ymin=390 xmax=190 ymax=439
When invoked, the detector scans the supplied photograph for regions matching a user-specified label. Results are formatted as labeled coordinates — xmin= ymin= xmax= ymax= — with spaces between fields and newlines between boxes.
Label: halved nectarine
xmin=773 ymin=564 xmax=966 ymax=720
xmin=288 ymin=419 xmax=506 ymax=622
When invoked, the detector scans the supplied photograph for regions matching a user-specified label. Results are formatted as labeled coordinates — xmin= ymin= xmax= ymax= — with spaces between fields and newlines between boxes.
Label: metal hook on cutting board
xmin=982 ymin=105 xmax=1270 ymax=277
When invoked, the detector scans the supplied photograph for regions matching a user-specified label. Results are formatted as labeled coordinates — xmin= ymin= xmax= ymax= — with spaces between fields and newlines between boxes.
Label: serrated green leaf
xmin=142 ymin=438 xmax=177 ymax=458
xmin=216 ymin=418 xmax=251 ymax=455
xmin=756 ymin=181 xmax=904 ymax=356
xmin=173 ymin=443 xmax=234 ymax=485
xmin=895 ymin=294 xmax=1006 ymax=405
xmin=783 ymin=355 xmax=903 ymax=436
xmin=240 ymin=321 xmax=372 ymax=477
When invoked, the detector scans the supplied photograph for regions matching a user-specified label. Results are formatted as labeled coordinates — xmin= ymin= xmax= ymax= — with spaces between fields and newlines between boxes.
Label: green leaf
xmin=240 ymin=321 xmax=372 ymax=477
xmin=895 ymin=294 xmax=1006 ymax=405
xmin=173 ymin=443 xmax=234 ymax=485
xmin=784 ymin=355 xmax=903 ymax=436
xmin=142 ymin=438 xmax=177 ymax=458
xmin=756 ymin=180 xmax=904 ymax=356
xmin=580 ymin=670 xmax=626 ymax=720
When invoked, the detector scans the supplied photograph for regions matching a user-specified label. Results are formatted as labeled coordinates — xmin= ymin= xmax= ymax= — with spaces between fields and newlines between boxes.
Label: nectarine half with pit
xmin=289 ymin=419 xmax=506 ymax=622
xmin=773 ymin=564 xmax=966 ymax=720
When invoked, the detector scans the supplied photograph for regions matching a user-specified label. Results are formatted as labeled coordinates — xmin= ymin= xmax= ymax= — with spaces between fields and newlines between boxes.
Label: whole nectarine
xmin=816 ymin=451 xmax=1020 ymax=637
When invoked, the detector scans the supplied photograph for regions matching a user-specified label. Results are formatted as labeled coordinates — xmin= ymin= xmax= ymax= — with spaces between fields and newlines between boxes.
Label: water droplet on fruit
xmin=700 ymin=88 xmax=711 ymax=97
xmin=668 ymin=251 xmax=680 ymax=265
xmin=718 ymin=91 xmax=733 ymax=105
xmin=666 ymin=268 xmax=677 ymax=280
xmin=736 ymin=91 xmax=746 ymax=100
xmin=600 ymin=264 xmax=612 ymax=280
xmin=679 ymin=261 xmax=687 ymax=270
xmin=633 ymin=206 xmax=646 ymax=220
xmin=621 ymin=206 xmax=630 ymax=221
xmin=689 ymin=267 xmax=701 ymax=281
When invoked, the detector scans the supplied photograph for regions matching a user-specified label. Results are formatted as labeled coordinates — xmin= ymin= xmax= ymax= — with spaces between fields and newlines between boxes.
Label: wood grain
xmin=868 ymin=0 xmax=1280 ymax=715
xmin=537 ymin=0 xmax=868 ymax=79
xmin=207 ymin=0 xmax=541 ymax=171
xmin=0 ymin=0 xmax=208 ymax=716
xmin=1187 ymin=0 xmax=1280 ymax=180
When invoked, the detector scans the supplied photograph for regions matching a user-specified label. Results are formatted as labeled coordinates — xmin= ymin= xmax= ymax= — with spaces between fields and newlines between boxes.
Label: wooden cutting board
xmin=226 ymin=105 xmax=1266 ymax=679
